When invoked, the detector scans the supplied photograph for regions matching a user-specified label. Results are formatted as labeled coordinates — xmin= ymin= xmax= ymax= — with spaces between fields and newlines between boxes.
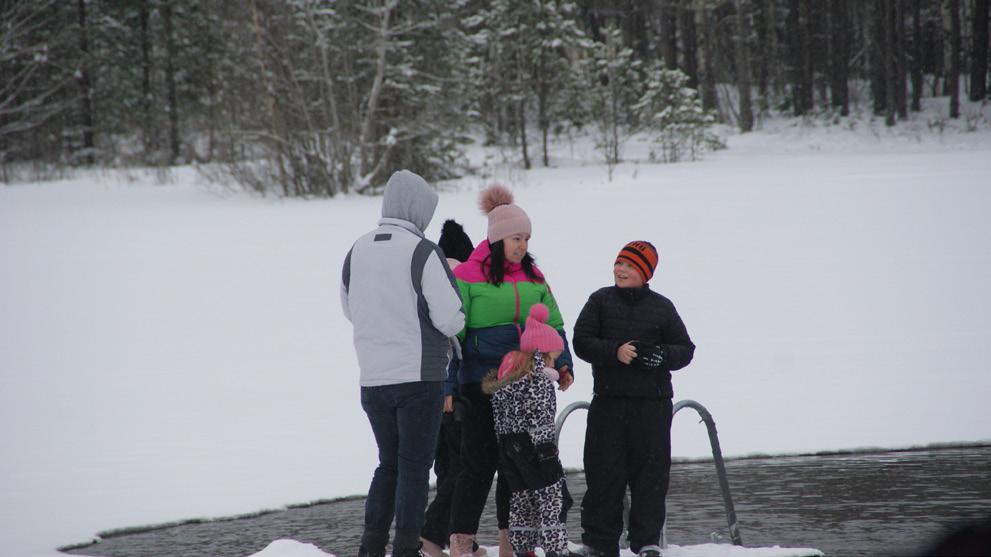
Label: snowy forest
xmin=2 ymin=0 xmax=989 ymax=195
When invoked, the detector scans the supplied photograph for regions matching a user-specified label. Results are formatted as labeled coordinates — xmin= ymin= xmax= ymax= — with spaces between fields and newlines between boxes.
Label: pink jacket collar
xmin=454 ymin=240 xmax=544 ymax=283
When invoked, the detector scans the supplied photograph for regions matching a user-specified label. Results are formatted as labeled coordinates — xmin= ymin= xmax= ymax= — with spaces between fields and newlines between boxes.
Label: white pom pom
xmin=479 ymin=184 xmax=514 ymax=215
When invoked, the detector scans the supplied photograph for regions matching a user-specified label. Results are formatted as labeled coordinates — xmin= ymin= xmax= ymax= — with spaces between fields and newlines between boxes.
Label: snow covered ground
xmin=250 ymin=539 xmax=823 ymax=557
xmin=2 ymin=103 xmax=989 ymax=557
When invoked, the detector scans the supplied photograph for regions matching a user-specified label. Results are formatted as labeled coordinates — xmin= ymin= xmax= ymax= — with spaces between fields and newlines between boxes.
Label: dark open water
xmin=62 ymin=445 xmax=991 ymax=557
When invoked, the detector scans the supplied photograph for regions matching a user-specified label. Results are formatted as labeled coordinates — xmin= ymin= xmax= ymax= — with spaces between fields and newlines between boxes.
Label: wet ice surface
xmin=63 ymin=446 xmax=991 ymax=557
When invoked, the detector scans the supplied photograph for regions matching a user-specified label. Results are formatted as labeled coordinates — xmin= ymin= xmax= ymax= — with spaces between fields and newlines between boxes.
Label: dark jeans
xmin=360 ymin=381 xmax=444 ymax=552
xmin=581 ymin=396 xmax=673 ymax=556
xmin=449 ymin=382 xmax=511 ymax=535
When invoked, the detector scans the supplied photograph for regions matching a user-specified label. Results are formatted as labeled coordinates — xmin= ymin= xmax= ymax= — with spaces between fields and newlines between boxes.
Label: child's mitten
xmin=635 ymin=344 xmax=666 ymax=368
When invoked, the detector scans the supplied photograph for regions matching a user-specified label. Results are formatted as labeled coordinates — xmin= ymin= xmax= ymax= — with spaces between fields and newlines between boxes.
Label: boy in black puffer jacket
xmin=572 ymin=241 xmax=695 ymax=557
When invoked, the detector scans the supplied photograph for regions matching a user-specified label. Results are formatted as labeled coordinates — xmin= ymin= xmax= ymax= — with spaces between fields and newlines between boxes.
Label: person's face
xmin=503 ymin=233 xmax=530 ymax=264
xmin=614 ymin=260 xmax=645 ymax=288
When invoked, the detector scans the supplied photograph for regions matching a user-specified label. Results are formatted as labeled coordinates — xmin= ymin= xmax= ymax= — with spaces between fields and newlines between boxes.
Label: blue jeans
xmin=360 ymin=381 xmax=444 ymax=552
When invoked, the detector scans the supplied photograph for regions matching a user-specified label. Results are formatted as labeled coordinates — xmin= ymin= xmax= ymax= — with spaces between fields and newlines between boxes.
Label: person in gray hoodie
xmin=342 ymin=170 xmax=466 ymax=557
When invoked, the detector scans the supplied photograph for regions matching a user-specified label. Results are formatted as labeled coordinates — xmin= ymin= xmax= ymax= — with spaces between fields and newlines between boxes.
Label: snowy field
xmin=2 ymin=105 xmax=990 ymax=557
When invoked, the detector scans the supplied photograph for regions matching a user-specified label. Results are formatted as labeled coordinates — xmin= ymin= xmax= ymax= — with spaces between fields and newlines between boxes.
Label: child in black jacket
xmin=572 ymin=241 xmax=696 ymax=557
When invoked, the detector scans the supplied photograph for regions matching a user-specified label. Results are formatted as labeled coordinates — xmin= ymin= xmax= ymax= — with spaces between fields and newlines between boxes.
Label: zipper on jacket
xmin=512 ymin=281 xmax=522 ymax=338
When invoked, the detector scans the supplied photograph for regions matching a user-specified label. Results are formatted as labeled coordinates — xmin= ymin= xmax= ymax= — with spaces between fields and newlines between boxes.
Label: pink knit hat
xmin=479 ymin=184 xmax=531 ymax=243
xmin=520 ymin=303 xmax=564 ymax=354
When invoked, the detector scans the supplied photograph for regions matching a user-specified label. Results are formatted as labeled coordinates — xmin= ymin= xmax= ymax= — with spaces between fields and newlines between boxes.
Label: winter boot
xmin=393 ymin=543 xmax=425 ymax=557
xmin=419 ymin=537 xmax=448 ymax=557
xmin=449 ymin=533 xmax=475 ymax=557
xmin=498 ymin=528 xmax=513 ymax=557
xmin=637 ymin=545 xmax=662 ymax=557
xmin=358 ymin=529 xmax=389 ymax=557
xmin=358 ymin=545 xmax=385 ymax=557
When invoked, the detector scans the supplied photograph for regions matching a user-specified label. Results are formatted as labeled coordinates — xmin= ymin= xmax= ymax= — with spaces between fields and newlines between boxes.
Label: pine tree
xmin=586 ymin=25 xmax=642 ymax=176
xmin=0 ymin=1 xmax=74 ymax=175
xmin=632 ymin=65 xmax=722 ymax=162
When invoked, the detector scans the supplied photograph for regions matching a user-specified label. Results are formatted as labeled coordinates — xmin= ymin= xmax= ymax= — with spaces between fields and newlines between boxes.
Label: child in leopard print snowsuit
xmin=482 ymin=303 xmax=570 ymax=557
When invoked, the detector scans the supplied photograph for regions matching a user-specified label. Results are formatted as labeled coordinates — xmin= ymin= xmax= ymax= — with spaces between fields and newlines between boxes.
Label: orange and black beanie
xmin=616 ymin=241 xmax=659 ymax=283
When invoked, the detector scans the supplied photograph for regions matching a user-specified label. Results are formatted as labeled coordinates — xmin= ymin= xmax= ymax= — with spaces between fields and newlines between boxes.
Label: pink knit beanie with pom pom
xmin=479 ymin=184 xmax=531 ymax=243
xmin=520 ymin=303 xmax=564 ymax=354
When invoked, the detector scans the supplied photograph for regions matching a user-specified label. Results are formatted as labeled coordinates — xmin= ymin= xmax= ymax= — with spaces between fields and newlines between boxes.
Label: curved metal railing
xmin=554 ymin=399 xmax=743 ymax=547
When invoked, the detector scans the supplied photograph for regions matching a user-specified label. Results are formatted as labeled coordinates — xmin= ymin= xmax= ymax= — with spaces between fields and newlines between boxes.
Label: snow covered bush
xmin=633 ymin=66 xmax=723 ymax=163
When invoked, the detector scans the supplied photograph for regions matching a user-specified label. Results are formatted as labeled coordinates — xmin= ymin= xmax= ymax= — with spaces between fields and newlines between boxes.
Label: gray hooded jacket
xmin=341 ymin=170 xmax=465 ymax=386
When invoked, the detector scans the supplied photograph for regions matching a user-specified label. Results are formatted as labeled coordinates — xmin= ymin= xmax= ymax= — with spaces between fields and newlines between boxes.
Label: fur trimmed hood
xmin=482 ymin=366 xmax=527 ymax=395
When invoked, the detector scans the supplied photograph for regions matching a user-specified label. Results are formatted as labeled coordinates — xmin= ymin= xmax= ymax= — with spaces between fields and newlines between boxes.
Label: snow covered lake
xmin=2 ymin=112 xmax=990 ymax=557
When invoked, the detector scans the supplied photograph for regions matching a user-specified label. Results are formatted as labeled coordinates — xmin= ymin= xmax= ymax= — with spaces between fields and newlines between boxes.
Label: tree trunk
xmin=799 ymin=0 xmax=814 ymax=112
xmin=884 ymin=0 xmax=898 ymax=125
xmin=518 ymin=100 xmax=530 ymax=170
xmin=971 ymin=0 xmax=989 ymax=100
xmin=162 ymin=1 xmax=180 ymax=164
xmin=811 ymin=1 xmax=829 ymax=108
xmin=359 ymin=0 xmax=396 ymax=179
xmin=247 ymin=0 xmax=288 ymax=196
xmin=829 ymin=0 xmax=850 ymax=115
xmin=76 ymin=0 xmax=95 ymax=164
xmin=626 ymin=0 xmax=651 ymax=60
xmin=870 ymin=2 xmax=888 ymax=115
xmin=537 ymin=56 xmax=549 ymax=167
xmin=949 ymin=0 xmax=961 ymax=117
xmin=911 ymin=0 xmax=923 ymax=111
xmin=895 ymin=0 xmax=909 ymax=119
xmin=679 ymin=0 xmax=699 ymax=89
xmin=787 ymin=0 xmax=805 ymax=115
xmin=943 ymin=0 xmax=955 ymax=95
xmin=139 ymin=0 xmax=153 ymax=157
xmin=928 ymin=2 xmax=945 ymax=96
xmin=735 ymin=0 xmax=754 ymax=131
xmin=580 ymin=2 xmax=603 ymax=43
xmin=756 ymin=0 xmax=773 ymax=111
xmin=660 ymin=0 xmax=678 ymax=69
xmin=698 ymin=4 xmax=719 ymax=113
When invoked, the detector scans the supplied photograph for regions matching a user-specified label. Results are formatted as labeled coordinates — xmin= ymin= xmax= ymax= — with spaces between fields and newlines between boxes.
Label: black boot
xmin=393 ymin=542 xmax=424 ymax=557
xmin=358 ymin=529 xmax=388 ymax=557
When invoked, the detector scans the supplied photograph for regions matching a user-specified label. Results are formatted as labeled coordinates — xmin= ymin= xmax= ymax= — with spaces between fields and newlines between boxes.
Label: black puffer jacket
xmin=573 ymin=286 xmax=695 ymax=399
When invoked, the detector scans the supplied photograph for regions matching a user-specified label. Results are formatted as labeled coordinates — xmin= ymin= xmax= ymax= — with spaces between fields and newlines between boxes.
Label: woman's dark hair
xmin=485 ymin=240 xmax=542 ymax=286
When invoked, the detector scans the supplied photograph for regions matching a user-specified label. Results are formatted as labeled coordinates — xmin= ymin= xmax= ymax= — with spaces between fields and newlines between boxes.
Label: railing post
xmin=672 ymin=399 xmax=743 ymax=546
xmin=554 ymin=400 xmax=590 ymax=444
xmin=554 ymin=399 xmax=743 ymax=547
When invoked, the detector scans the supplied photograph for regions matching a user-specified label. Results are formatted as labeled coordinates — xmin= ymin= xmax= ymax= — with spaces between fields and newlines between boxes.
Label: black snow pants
xmin=580 ymin=396 xmax=673 ymax=556
xmin=449 ymin=383 xmax=511 ymax=534
xmin=421 ymin=403 xmax=465 ymax=547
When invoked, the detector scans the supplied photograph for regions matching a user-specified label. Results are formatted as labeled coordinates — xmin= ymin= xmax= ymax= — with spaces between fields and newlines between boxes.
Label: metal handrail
xmin=553 ymin=399 xmax=743 ymax=547
xmin=672 ymin=399 xmax=742 ymax=546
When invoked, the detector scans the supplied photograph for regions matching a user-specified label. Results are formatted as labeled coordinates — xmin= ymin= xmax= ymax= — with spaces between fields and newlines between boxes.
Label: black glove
xmin=634 ymin=344 xmax=665 ymax=368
